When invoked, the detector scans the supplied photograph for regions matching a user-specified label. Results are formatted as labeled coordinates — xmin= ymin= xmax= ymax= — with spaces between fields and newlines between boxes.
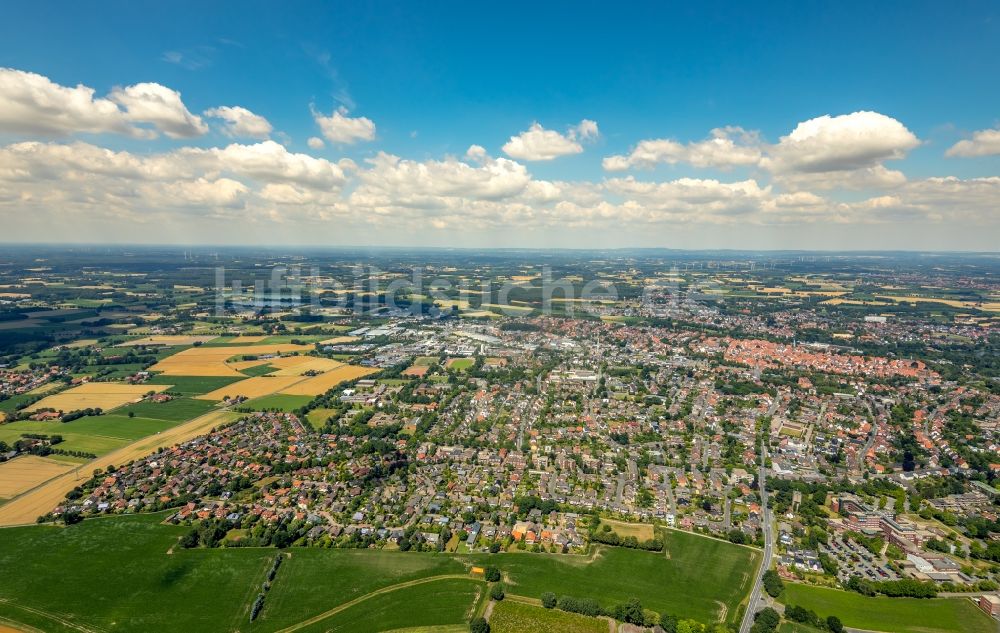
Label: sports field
xmin=0 ymin=456 xmax=75 ymax=499
xmin=781 ymin=582 xmax=993 ymax=633
xmin=24 ymin=382 xmax=170 ymax=413
xmin=0 ymin=410 xmax=239 ymax=526
xmin=489 ymin=600 xmax=608 ymax=633
xmin=446 ymin=357 xmax=475 ymax=370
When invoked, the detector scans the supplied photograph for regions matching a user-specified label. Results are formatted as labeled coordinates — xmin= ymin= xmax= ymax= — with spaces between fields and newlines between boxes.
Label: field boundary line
xmin=0 ymin=613 xmax=45 ymax=633
xmin=0 ymin=599 xmax=102 ymax=633
xmin=272 ymin=574 xmax=480 ymax=633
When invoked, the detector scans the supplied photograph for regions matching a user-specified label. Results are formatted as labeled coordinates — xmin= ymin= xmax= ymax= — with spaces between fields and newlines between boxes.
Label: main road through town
xmin=739 ymin=442 xmax=774 ymax=633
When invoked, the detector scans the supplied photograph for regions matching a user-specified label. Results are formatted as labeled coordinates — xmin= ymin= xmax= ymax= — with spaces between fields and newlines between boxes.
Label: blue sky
xmin=0 ymin=1 xmax=998 ymax=249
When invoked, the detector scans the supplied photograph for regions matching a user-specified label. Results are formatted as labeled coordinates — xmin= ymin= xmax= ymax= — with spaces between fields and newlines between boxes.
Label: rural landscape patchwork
xmin=2 ymin=3 xmax=1000 ymax=633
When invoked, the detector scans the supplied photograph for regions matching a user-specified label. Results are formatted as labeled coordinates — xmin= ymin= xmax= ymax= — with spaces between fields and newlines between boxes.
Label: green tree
xmin=762 ymin=570 xmax=784 ymax=597
xmin=470 ymin=617 xmax=489 ymax=633
xmin=541 ymin=592 xmax=557 ymax=609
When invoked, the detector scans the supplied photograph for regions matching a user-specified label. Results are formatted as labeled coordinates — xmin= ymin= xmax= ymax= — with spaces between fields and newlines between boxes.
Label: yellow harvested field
xmin=877 ymin=295 xmax=1000 ymax=312
xmin=0 ymin=455 xmax=75 ymax=499
xmin=147 ymin=344 xmax=312 ymax=376
xmin=0 ymin=410 xmax=240 ymax=526
xmin=318 ymin=336 xmax=360 ymax=345
xmin=62 ymin=338 xmax=99 ymax=349
xmin=25 ymin=382 xmax=170 ymax=413
xmin=116 ymin=334 xmax=217 ymax=347
xmin=434 ymin=299 xmax=471 ymax=309
xmin=820 ymin=298 xmax=891 ymax=306
xmin=267 ymin=356 xmax=345 ymax=376
xmin=195 ymin=375 xmax=306 ymax=401
xmin=279 ymin=365 xmax=379 ymax=396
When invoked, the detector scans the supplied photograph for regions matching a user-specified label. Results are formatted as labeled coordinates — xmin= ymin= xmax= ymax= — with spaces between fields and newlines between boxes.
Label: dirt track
xmin=0 ymin=410 xmax=238 ymax=527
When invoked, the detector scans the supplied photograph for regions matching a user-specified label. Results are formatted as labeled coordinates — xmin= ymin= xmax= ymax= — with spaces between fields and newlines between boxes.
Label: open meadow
xmin=0 ymin=515 xmax=759 ymax=632
xmin=780 ymin=582 xmax=994 ymax=633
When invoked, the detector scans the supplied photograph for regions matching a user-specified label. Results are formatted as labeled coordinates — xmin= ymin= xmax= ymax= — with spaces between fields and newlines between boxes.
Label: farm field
xmin=117 ymin=396 xmax=219 ymax=421
xmin=464 ymin=530 xmax=757 ymax=626
xmin=0 ymin=410 xmax=240 ymax=526
xmin=318 ymin=336 xmax=359 ymax=345
xmin=24 ymin=382 xmax=170 ymax=413
xmin=266 ymin=356 xmax=344 ymax=376
xmin=144 ymin=374 xmax=246 ymax=395
xmin=780 ymin=582 xmax=993 ymax=633
xmin=243 ymin=394 xmax=314 ymax=412
xmin=279 ymin=365 xmax=378 ymax=396
xmin=252 ymin=548 xmax=469 ymax=630
xmin=0 ymin=513 xmax=756 ymax=631
xmin=195 ymin=375 xmax=306 ymax=401
xmin=115 ymin=334 xmax=217 ymax=346
xmin=0 ymin=414 xmax=179 ymax=456
xmin=284 ymin=577 xmax=482 ymax=633
xmin=488 ymin=600 xmax=608 ymax=633
xmin=0 ymin=456 xmax=75 ymax=499
xmin=147 ymin=344 xmax=312 ymax=376
xmin=0 ymin=513 xmax=275 ymax=632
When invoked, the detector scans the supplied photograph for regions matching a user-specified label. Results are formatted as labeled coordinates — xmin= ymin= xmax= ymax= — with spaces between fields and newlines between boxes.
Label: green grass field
xmin=489 ymin=600 xmax=608 ymax=633
xmin=0 ymin=516 xmax=759 ymax=633
xmin=291 ymin=578 xmax=482 ymax=633
xmin=0 ymin=513 xmax=275 ymax=632
xmin=447 ymin=358 xmax=475 ymax=371
xmin=243 ymin=393 xmax=313 ymax=412
xmin=240 ymin=363 xmax=277 ymax=377
xmin=256 ymin=549 xmax=468 ymax=630
xmin=781 ymin=582 xmax=993 ymax=633
xmin=145 ymin=374 xmax=247 ymax=395
xmin=305 ymin=407 xmax=338 ymax=429
xmin=0 ymin=414 xmax=178 ymax=455
xmin=117 ymin=397 xmax=218 ymax=421
xmin=464 ymin=529 xmax=758 ymax=625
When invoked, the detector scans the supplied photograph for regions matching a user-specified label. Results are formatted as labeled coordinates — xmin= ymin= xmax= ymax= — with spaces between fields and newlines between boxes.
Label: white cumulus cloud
xmin=945 ymin=127 xmax=1000 ymax=158
xmin=108 ymin=82 xmax=208 ymax=138
xmin=312 ymin=106 xmax=376 ymax=144
xmin=204 ymin=106 xmax=272 ymax=139
xmin=763 ymin=111 xmax=919 ymax=174
xmin=603 ymin=127 xmax=762 ymax=171
xmin=502 ymin=120 xmax=599 ymax=161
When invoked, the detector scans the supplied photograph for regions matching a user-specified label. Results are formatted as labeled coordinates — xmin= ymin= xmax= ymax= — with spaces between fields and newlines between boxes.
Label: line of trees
xmin=845 ymin=575 xmax=937 ymax=598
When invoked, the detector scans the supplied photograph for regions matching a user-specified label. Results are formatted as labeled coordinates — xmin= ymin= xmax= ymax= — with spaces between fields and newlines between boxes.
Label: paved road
xmin=739 ymin=444 xmax=774 ymax=633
